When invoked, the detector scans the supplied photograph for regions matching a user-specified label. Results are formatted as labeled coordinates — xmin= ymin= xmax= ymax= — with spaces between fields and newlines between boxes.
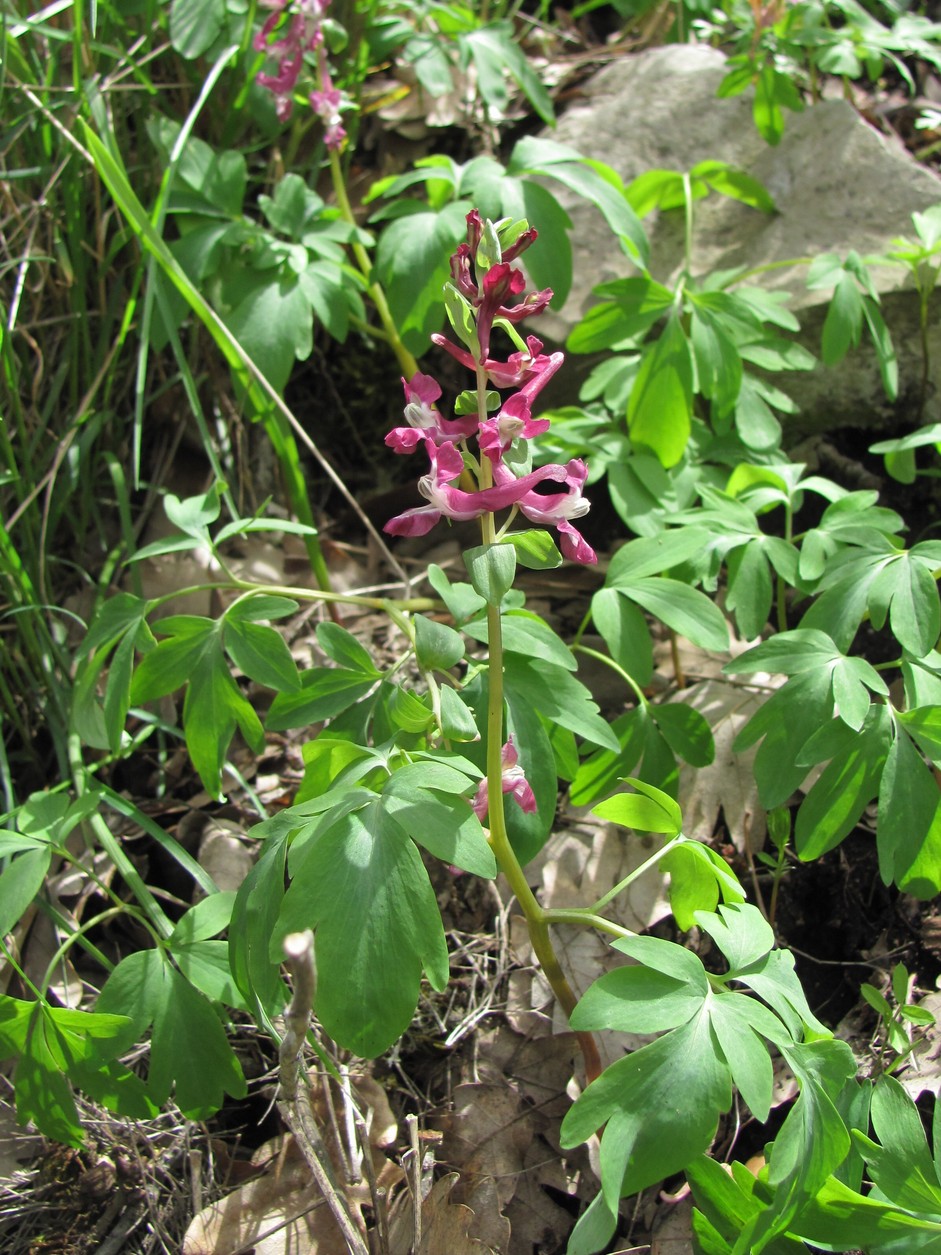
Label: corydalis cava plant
xmin=254 ymin=0 xmax=347 ymax=143
xmin=384 ymin=211 xmax=597 ymax=566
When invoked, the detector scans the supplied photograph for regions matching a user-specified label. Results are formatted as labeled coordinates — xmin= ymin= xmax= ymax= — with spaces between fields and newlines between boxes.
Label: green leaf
xmin=732 ymin=670 xmax=835 ymax=808
xmin=628 ymin=317 xmax=693 ymax=468
xmin=130 ymin=618 xmax=217 ymax=703
xmin=747 ymin=1040 xmax=857 ymax=1248
xmin=427 ymin=564 xmax=485 ymax=625
xmin=385 ymin=685 xmax=434 ymax=734
xmin=898 ymin=705 xmax=941 ymax=761
xmin=591 ymin=589 xmax=653 ymax=686
xmin=224 ymin=617 xmax=300 ymax=692
xmin=503 ymin=529 xmax=563 ymax=570
xmin=374 ymin=203 xmax=470 ymax=351
xmin=169 ymin=892 xmax=237 ymax=946
xmin=97 ymin=950 xmax=246 ymax=1117
xmin=172 ymin=940 xmax=246 ymax=1008
xmin=169 ymin=0 xmax=225 ymax=60
xmin=569 ymin=708 xmax=647 ymax=808
xmin=561 ymin=1011 xmax=731 ymax=1204
xmin=267 ymin=667 xmax=376 ymax=731
xmin=277 ymin=797 xmax=449 ymax=1057
xmin=439 ymin=685 xmax=480 ymax=742
xmin=316 ymin=621 xmax=380 ymax=675
xmin=664 ymin=843 xmax=745 ymax=929
xmin=862 ymin=1074 xmax=941 ymax=1212
xmin=795 ymin=706 xmax=894 ymax=860
xmin=504 ymin=654 xmax=619 ymax=751
xmin=709 ymin=996 xmax=776 ymax=1121
xmin=229 ymin=831 xmax=289 ymax=1024
xmin=725 ymin=541 xmax=773 ymax=640
xmin=878 ymin=727 xmax=941 ymax=889
xmin=592 ymin=778 xmax=682 ymax=835
xmin=225 ymin=274 xmax=313 ymax=392
xmin=0 ymin=848 xmax=52 ymax=938
xmin=464 ymin=609 xmax=576 ymax=671
xmin=82 ymin=593 xmax=150 ymax=655
xmin=700 ymin=902 xmax=775 ymax=972
xmin=414 ymin=615 xmax=465 ymax=672
xmin=571 ymin=961 xmax=706 ymax=1035
xmin=624 ymin=578 xmax=730 ymax=653
xmin=462 ymin=23 xmax=554 ymax=125
xmin=694 ymin=160 xmax=775 ymax=213
xmin=733 ymin=950 xmax=831 ymax=1041
xmin=14 ymin=1008 xmax=85 ymax=1146
xmin=464 ymin=543 xmax=517 ymax=607
xmin=382 ymin=780 xmax=496 ymax=878
xmin=182 ymin=644 xmax=263 ymax=797
xmin=653 ymin=702 xmax=715 ymax=767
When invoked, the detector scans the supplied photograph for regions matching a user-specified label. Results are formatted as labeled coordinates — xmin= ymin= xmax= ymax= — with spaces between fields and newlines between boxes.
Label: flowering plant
xmin=255 ymin=0 xmax=347 ymax=143
xmin=385 ymin=211 xmax=597 ymax=565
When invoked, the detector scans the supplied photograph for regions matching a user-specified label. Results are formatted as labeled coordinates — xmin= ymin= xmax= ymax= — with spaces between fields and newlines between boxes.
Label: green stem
xmin=474 ymin=363 xmax=602 ymax=1082
xmin=542 ymin=908 xmax=636 ymax=940
xmin=588 ymin=834 xmax=686 ymax=915
xmin=68 ymin=733 xmax=174 ymax=939
xmin=573 ymin=643 xmax=648 ymax=707
xmin=326 ymin=149 xmax=420 ymax=380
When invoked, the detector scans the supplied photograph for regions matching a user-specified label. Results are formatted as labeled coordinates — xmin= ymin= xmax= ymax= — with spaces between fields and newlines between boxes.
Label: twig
xmin=354 ymin=1111 xmax=390 ymax=1255
xmin=277 ymin=931 xmax=369 ymax=1255
xmin=405 ymin=1113 xmax=422 ymax=1254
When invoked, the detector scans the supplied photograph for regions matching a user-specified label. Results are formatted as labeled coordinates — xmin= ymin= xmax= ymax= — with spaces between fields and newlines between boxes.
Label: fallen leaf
xmin=673 ymin=679 xmax=768 ymax=852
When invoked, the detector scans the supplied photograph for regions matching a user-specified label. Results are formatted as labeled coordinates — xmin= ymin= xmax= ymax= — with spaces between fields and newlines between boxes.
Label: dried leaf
xmin=673 ymin=679 xmax=768 ymax=851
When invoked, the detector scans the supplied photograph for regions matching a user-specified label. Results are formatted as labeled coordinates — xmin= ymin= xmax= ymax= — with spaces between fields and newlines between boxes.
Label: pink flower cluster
xmin=383 ymin=212 xmax=596 ymax=566
xmin=254 ymin=0 xmax=346 ymax=146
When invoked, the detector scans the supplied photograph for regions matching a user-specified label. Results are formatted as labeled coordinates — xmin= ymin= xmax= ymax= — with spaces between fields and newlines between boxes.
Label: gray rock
xmin=536 ymin=44 xmax=941 ymax=438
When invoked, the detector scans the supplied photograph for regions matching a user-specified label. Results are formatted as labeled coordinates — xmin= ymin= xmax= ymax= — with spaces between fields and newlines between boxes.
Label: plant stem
xmin=475 ymin=364 xmax=602 ymax=1083
xmin=326 ymin=149 xmax=420 ymax=380
xmin=573 ymin=643 xmax=648 ymax=707
xmin=588 ymin=833 xmax=686 ymax=915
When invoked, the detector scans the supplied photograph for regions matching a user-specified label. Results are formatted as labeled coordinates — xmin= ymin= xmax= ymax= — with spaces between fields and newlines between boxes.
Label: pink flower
xmin=255 ymin=0 xmax=345 ymax=141
xmin=384 ymin=440 xmax=489 ymax=537
xmin=490 ymin=458 xmax=597 ymax=565
xmin=385 ymin=374 xmax=478 ymax=454
xmin=477 ymin=351 xmax=563 ymax=461
xmin=472 ymin=738 xmax=537 ymax=822
xmin=309 ymin=87 xmax=345 ymax=150
xmin=431 ymin=334 xmax=560 ymax=391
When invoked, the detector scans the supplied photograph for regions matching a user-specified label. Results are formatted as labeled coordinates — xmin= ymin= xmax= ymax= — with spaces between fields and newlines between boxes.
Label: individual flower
xmin=430 ymin=333 xmax=557 ymax=391
xmin=476 ymin=263 xmax=552 ymax=363
xmin=384 ymin=439 xmax=489 ymax=537
xmin=490 ymin=457 xmax=597 ymax=565
xmin=477 ymin=351 xmax=563 ymax=462
xmin=309 ymin=87 xmax=345 ymax=150
xmin=385 ymin=373 xmax=478 ymax=454
xmin=472 ymin=737 xmax=537 ymax=822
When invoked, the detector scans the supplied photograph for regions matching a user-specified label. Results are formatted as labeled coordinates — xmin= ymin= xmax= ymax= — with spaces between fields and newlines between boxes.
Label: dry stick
xmin=353 ymin=1110 xmax=390 ymax=1255
xmin=405 ymin=1113 xmax=423 ymax=1255
xmin=277 ymin=931 xmax=370 ymax=1255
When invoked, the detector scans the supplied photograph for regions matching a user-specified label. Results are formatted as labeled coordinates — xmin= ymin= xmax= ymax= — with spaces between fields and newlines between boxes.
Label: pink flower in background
xmin=472 ymin=738 xmax=537 ymax=822
xmin=386 ymin=374 xmax=477 ymax=453
xmin=309 ymin=87 xmax=345 ymax=150
xmin=255 ymin=0 xmax=346 ymax=141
